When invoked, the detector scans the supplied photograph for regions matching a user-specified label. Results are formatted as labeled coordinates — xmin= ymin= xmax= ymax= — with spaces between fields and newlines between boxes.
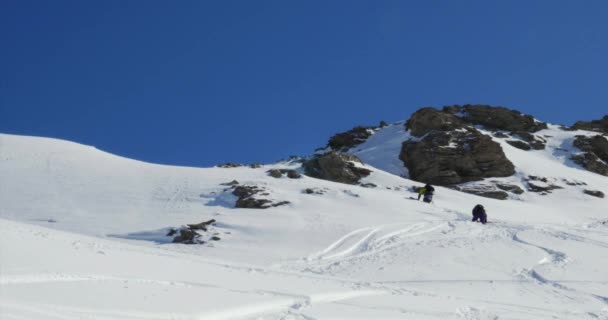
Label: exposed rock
xmin=379 ymin=120 xmax=389 ymax=128
xmin=249 ymin=163 xmax=263 ymax=169
xmin=170 ymin=219 xmax=220 ymax=244
xmin=506 ymin=140 xmax=531 ymax=151
xmin=267 ymin=169 xmax=283 ymax=178
xmin=304 ymin=188 xmax=326 ymax=195
xmin=583 ymin=190 xmax=605 ymax=198
xmin=574 ymin=135 xmax=608 ymax=161
xmin=526 ymin=181 xmax=563 ymax=193
xmin=493 ymin=132 xmax=510 ymax=138
xmin=328 ymin=126 xmax=373 ymax=151
xmin=495 ymin=183 xmax=525 ymax=195
xmin=360 ymin=183 xmax=377 ymax=188
xmin=232 ymin=185 xmax=289 ymax=209
xmin=220 ymin=180 xmax=240 ymax=186
xmin=400 ymin=127 xmax=515 ymax=185
xmin=211 ymin=236 xmax=221 ymax=241
xmin=217 ymin=163 xmax=244 ymax=168
xmin=572 ymin=135 xmax=608 ymax=176
xmin=572 ymin=116 xmax=608 ymax=133
xmin=443 ymin=104 xmax=547 ymax=133
xmin=406 ymin=107 xmax=466 ymax=137
xmin=562 ymin=179 xmax=587 ymax=186
xmin=513 ymin=132 xmax=546 ymax=150
xmin=450 ymin=184 xmax=510 ymax=200
xmin=571 ymin=153 xmax=608 ymax=176
xmin=267 ymin=169 xmax=302 ymax=179
xmin=187 ymin=219 xmax=216 ymax=231
xmin=303 ymin=152 xmax=372 ymax=185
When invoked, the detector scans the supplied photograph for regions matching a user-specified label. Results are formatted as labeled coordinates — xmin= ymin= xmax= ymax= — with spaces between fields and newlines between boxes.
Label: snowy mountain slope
xmin=1 ymin=132 xmax=608 ymax=319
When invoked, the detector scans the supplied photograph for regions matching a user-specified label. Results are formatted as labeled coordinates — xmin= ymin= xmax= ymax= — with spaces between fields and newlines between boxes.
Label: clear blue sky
xmin=1 ymin=1 xmax=607 ymax=166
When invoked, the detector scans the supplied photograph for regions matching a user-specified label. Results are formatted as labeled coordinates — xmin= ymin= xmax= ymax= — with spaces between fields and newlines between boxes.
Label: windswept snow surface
xmin=1 ymin=132 xmax=608 ymax=320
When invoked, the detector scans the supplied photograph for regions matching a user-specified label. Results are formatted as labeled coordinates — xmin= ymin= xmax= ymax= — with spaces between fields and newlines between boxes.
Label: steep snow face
xmin=346 ymin=121 xmax=411 ymax=177
xmin=1 ymin=133 xmax=608 ymax=319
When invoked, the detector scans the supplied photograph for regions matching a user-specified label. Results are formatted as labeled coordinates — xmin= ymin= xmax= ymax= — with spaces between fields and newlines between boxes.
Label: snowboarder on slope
xmin=419 ymin=184 xmax=435 ymax=203
xmin=472 ymin=204 xmax=487 ymax=224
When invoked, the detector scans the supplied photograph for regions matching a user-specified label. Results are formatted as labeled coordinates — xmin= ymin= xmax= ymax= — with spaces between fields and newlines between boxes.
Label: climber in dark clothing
xmin=472 ymin=204 xmax=487 ymax=224
xmin=421 ymin=184 xmax=435 ymax=203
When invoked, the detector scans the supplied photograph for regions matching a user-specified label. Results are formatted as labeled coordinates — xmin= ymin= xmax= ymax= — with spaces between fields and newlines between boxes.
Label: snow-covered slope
xmin=1 ymin=132 xmax=608 ymax=319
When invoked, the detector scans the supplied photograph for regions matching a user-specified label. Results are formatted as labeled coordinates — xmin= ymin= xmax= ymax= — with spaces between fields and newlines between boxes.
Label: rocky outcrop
xmin=168 ymin=219 xmax=219 ymax=244
xmin=232 ymin=185 xmax=290 ymax=209
xmin=328 ymin=126 xmax=373 ymax=151
xmin=303 ymin=152 xmax=372 ymax=184
xmin=400 ymin=127 xmax=515 ymax=185
xmin=572 ymin=116 xmax=608 ymax=133
xmin=506 ymin=140 xmax=531 ymax=151
xmin=525 ymin=176 xmax=563 ymax=194
xmin=443 ymin=104 xmax=547 ymax=133
xmin=572 ymin=135 xmax=608 ymax=176
xmin=450 ymin=185 xmax=509 ymax=200
xmin=267 ymin=169 xmax=301 ymax=179
xmin=406 ymin=108 xmax=466 ymax=137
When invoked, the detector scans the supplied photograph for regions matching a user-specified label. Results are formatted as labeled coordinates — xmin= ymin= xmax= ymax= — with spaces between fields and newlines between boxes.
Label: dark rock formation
xmin=328 ymin=126 xmax=373 ymax=151
xmin=232 ymin=185 xmax=290 ymax=209
xmin=525 ymin=177 xmax=563 ymax=193
xmin=267 ymin=169 xmax=301 ymax=179
xmin=303 ymin=152 xmax=372 ymax=184
xmin=217 ymin=163 xmax=244 ymax=168
xmin=512 ymin=132 xmax=546 ymax=150
xmin=400 ymin=128 xmax=515 ymax=185
xmin=572 ymin=116 xmax=608 ymax=133
xmin=360 ymin=183 xmax=377 ymax=188
xmin=506 ymin=140 xmax=531 ymax=151
xmin=572 ymin=135 xmax=608 ymax=176
xmin=170 ymin=219 xmax=218 ymax=244
xmin=443 ymin=104 xmax=547 ymax=133
xmin=406 ymin=108 xmax=466 ymax=137
xmin=495 ymin=183 xmax=525 ymax=195
xmin=583 ymin=190 xmax=605 ymax=198
xmin=303 ymin=188 xmax=326 ymax=195
xmin=249 ymin=163 xmax=263 ymax=169
xmin=450 ymin=185 xmax=509 ymax=200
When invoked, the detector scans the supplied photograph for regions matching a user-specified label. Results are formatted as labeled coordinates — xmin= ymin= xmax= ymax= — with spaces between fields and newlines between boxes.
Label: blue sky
xmin=1 ymin=1 xmax=607 ymax=166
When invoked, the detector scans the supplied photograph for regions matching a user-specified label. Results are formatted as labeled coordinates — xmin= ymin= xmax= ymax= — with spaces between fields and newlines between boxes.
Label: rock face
xmin=443 ymin=105 xmax=547 ymax=133
xmin=572 ymin=116 xmax=608 ymax=133
xmin=406 ymin=108 xmax=466 ymax=137
xmin=572 ymin=135 xmax=608 ymax=176
xmin=303 ymin=152 xmax=372 ymax=184
xmin=328 ymin=126 xmax=373 ymax=151
xmin=400 ymin=127 xmax=515 ymax=185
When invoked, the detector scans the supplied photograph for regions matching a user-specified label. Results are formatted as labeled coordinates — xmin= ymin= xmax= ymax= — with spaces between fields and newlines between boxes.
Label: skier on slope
xmin=418 ymin=184 xmax=435 ymax=203
xmin=472 ymin=204 xmax=487 ymax=224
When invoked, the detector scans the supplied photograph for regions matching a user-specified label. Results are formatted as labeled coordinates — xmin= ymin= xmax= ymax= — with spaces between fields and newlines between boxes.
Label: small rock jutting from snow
xmin=583 ymin=190 xmax=605 ymax=198
xmin=168 ymin=219 xmax=218 ymax=244
xmin=231 ymin=185 xmax=290 ymax=209
xmin=220 ymin=180 xmax=240 ymax=186
xmin=267 ymin=169 xmax=301 ymax=179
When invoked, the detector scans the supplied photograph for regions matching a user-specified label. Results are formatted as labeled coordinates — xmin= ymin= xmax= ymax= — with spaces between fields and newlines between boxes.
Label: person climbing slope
xmin=472 ymin=204 xmax=487 ymax=224
xmin=419 ymin=184 xmax=435 ymax=203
